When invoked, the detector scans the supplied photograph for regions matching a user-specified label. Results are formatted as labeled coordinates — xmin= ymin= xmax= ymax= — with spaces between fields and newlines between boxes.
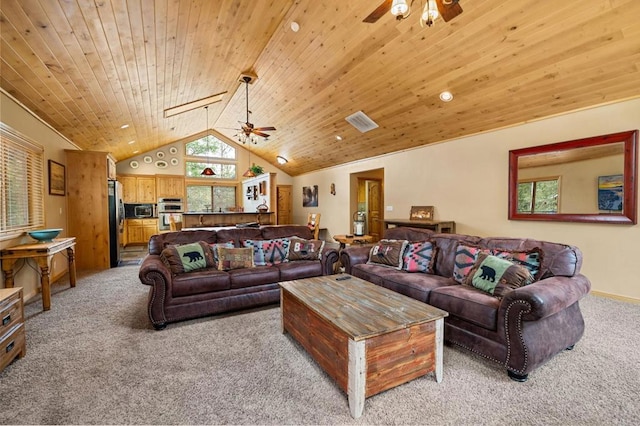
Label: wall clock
xmin=170 ymin=158 xmax=179 ymax=166
xmin=129 ymin=160 xmax=139 ymax=169
xmin=143 ymin=156 xmax=152 ymax=164
xmin=155 ymin=160 xmax=168 ymax=169
xmin=169 ymin=146 xmax=178 ymax=155
xmin=156 ymin=151 xmax=165 ymax=159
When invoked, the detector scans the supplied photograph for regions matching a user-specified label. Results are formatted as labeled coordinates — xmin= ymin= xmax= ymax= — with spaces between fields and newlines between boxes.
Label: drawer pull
xmin=2 ymin=314 xmax=10 ymax=326
xmin=5 ymin=341 xmax=14 ymax=353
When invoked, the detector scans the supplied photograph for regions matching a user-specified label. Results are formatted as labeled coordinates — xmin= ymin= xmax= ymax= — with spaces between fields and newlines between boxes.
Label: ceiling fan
xmin=363 ymin=0 xmax=463 ymax=25
xmin=235 ymin=75 xmax=276 ymax=144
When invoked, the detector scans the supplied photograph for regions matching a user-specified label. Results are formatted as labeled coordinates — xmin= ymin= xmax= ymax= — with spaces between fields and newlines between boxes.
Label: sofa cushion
xmin=216 ymin=228 xmax=262 ymax=246
xmin=465 ymin=253 xmax=533 ymax=297
xmin=277 ymin=260 xmax=323 ymax=281
xmin=367 ymin=239 xmax=408 ymax=269
xmin=429 ymin=285 xmax=500 ymax=330
xmin=288 ymin=238 xmax=325 ymax=261
xmin=160 ymin=241 xmax=216 ymax=274
xmin=452 ymin=243 xmax=488 ymax=284
xmin=353 ymin=264 xmax=454 ymax=303
xmin=243 ymin=238 xmax=290 ymax=266
xmin=401 ymin=241 xmax=436 ymax=273
xmin=171 ymin=269 xmax=231 ymax=297
xmin=217 ymin=247 xmax=254 ymax=271
xmin=228 ymin=266 xmax=280 ymax=289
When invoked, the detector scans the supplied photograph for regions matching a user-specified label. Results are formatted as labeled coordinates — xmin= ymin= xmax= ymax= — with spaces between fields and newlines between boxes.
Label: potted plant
xmin=249 ymin=164 xmax=264 ymax=175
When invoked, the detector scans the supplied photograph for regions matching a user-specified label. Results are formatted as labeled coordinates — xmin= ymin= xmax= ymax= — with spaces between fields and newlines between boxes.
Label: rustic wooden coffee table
xmin=279 ymin=274 xmax=448 ymax=418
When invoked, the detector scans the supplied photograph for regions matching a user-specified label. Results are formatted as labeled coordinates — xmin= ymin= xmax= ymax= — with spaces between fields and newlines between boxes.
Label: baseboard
xmin=590 ymin=290 xmax=640 ymax=305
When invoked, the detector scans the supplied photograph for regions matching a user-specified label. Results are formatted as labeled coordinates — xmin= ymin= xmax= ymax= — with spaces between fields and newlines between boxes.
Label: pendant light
xmin=201 ymin=106 xmax=216 ymax=176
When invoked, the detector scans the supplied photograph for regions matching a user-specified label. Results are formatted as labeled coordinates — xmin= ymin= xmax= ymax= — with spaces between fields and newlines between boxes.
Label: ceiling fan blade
xmin=436 ymin=0 xmax=463 ymax=23
xmin=252 ymin=131 xmax=271 ymax=138
xmin=363 ymin=0 xmax=393 ymax=23
xmin=253 ymin=126 xmax=276 ymax=131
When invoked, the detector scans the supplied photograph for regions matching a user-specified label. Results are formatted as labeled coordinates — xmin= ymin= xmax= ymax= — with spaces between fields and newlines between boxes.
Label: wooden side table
xmin=332 ymin=235 xmax=374 ymax=273
xmin=383 ymin=219 xmax=456 ymax=233
xmin=333 ymin=234 xmax=374 ymax=250
xmin=1 ymin=237 xmax=77 ymax=311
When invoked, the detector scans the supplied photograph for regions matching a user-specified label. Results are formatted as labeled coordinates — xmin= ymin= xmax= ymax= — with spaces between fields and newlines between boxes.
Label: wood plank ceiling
xmin=1 ymin=0 xmax=640 ymax=176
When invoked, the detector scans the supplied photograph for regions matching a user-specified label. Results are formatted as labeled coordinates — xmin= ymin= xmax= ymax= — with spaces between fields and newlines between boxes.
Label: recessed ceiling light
xmin=276 ymin=155 xmax=288 ymax=165
xmin=120 ymin=124 xmax=129 ymax=129
xmin=128 ymin=140 xmax=135 ymax=144
xmin=439 ymin=91 xmax=454 ymax=102
xmin=335 ymin=135 xmax=343 ymax=141
xmin=290 ymin=21 xmax=300 ymax=32
xmin=132 ymin=150 xmax=139 ymax=154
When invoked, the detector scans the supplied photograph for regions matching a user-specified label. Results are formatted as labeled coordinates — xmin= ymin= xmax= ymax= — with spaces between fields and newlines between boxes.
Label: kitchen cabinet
xmin=156 ymin=175 xmax=185 ymax=198
xmin=125 ymin=219 xmax=158 ymax=245
xmin=119 ymin=174 xmax=156 ymax=203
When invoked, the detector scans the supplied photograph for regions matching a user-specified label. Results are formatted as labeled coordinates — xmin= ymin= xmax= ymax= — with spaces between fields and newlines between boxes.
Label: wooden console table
xmin=0 ymin=237 xmax=77 ymax=311
xmin=384 ymin=219 xmax=456 ymax=234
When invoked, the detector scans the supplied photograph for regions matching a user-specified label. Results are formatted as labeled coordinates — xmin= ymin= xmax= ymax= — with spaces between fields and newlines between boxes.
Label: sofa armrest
xmin=138 ymin=254 xmax=173 ymax=327
xmin=139 ymin=254 xmax=172 ymax=286
xmin=340 ymin=246 xmax=371 ymax=274
xmin=501 ymin=274 xmax=591 ymax=321
xmin=320 ymin=246 xmax=339 ymax=275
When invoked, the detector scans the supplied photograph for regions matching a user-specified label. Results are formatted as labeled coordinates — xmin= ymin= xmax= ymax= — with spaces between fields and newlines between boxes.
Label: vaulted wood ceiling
xmin=2 ymin=0 xmax=640 ymax=176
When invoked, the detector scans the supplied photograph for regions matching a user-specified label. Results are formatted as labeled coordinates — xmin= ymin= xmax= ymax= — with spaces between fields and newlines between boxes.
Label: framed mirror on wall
xmin=508 ymin=130 xmax=638 ymax=224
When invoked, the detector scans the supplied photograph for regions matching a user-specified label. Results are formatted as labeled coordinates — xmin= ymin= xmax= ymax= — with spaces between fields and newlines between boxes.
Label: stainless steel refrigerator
xmin=108 ymin=180 xmax=125 ymax=267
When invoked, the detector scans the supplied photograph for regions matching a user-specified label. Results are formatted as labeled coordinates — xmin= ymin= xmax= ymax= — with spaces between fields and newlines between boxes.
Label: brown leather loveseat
xmin=139 ymin=225 xmax=338 ymax=329
xmin=340 ymin=227 xmax=590 ymax=381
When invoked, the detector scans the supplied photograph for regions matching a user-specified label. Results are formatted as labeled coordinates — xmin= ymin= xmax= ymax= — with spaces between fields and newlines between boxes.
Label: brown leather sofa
xmin=139 ymin=225 xmax=338 ymax=329
xmin=340 ymin=227 xmax=590 ymax=381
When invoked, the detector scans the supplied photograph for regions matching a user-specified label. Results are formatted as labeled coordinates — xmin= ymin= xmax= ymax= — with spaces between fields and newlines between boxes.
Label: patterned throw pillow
xmin=465 ymin=253 xmax=534 ymax=298
xmin=288 ymin=238 xmax=325 ymax=261
xmin=452 ymin=244 xmax=488 ymax=284
xmin=367 ymin=239 xmax=408 ymax=270
xmin=243 ymin=239 xmax=290 ymax=266
xmin=401 ymin=241 xmax=436 ymax=273
xmin=217 ymin=247 xmax=254 ymax=271
xmin=491 ymin=247 xmax=543 ymax=280
xmin=160 ymin=241 xmax=216 ymax=274
xmin=209 ymin=242 xmax=235 ymax=266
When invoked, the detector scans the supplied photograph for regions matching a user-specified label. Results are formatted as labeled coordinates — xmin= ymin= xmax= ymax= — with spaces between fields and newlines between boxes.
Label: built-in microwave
xmin=134 ymin=204 xmax=154 ymax=218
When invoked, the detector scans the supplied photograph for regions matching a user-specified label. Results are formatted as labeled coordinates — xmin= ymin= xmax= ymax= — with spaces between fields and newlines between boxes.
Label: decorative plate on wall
xmin=155 ymin=160 xmax=168 ymax=169
xmin=143 ymin=156 xmax=153 ymax=164
xmin=170 ymin=158 xmax=179 ymax=166
xmin=169 ymin=146 xmax=178 ymax=155
xmin=156 ymin=151 xmax=165 ymax=159
xmin=129 ymin=160 xmax=139 ymax=169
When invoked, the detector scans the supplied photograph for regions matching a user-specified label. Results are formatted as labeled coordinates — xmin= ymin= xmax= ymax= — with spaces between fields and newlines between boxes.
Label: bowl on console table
xmin=27 ymin=228 xmax=62 ymax=243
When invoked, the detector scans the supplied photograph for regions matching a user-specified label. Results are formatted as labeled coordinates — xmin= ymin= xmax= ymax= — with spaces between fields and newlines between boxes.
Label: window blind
xmin=0 ymin=122 xmax=45 ymax=235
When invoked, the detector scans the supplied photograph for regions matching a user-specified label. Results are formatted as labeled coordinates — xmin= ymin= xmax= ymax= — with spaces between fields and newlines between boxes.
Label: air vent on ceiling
xmin=345 ymin=110 xmax=379 ymax=133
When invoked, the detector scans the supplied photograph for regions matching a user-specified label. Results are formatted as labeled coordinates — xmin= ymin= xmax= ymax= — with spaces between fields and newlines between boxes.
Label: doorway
xmin=351 ymin=169 xmax=384 ymax=242
xmin=276 ymin=185 xmax=293 ymax=224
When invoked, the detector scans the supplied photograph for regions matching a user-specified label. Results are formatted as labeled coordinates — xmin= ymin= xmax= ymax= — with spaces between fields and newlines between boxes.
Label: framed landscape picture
xmin=48 ymin=160 xmax=66 ymax=196
xmin=410 ymin=206 xmax=434 ymax=220
xmin=598 ymin=174 xmax=623 ymax=211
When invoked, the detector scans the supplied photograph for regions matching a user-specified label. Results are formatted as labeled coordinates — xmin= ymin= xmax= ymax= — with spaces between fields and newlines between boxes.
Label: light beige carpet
xmin=0 ymin=266 xmax=639 ymax=425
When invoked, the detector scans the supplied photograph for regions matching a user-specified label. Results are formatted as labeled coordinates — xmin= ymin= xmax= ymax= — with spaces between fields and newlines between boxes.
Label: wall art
xmin=303 ymin=185 xmax=318 ymax=207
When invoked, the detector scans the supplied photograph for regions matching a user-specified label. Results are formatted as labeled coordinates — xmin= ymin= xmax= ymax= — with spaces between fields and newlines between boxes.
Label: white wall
xmin=1 ymin=90 xmax=79 ymax=300
xmin=293 ymin=98 xmax=640 ymax=301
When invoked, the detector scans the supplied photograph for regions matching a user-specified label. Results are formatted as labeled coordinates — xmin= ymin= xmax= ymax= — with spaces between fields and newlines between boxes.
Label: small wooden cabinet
xmin=119 ymin=174 xmax=157 ymax=203
xmin=1 ymin=288 xmax=26 ymax=373
xmin=156 ymin=175 xmax=185 ymax=198
xmin=125 ymin=218 xmax=158 ymax=245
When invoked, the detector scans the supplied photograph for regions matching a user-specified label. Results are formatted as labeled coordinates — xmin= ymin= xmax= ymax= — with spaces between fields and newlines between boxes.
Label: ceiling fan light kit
xmin=364 ymin=0 xmax=462 ymax=26
xmin=236 ymin=73 xmax=276 ymax=145
xmin=276 ymin=156 xmax=288 ymax=165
